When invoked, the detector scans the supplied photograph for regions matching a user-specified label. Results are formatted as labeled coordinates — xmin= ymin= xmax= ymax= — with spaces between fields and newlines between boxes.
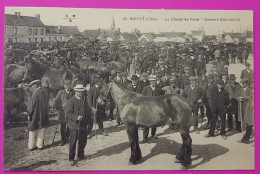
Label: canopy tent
xmin=222 ymin=34 xmax=236 ymax=43
xmin=153 ymin=37 xmax=171 ymax=42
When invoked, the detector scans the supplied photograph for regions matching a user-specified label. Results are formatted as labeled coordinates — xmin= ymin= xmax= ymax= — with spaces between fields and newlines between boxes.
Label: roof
xmin=121 ymin=33 xmax=138 ymax=42
xmin=60 ymin=26 xmax=80 ymax=37
xmin=81 ymin=29 xmax=101 ymax=39
xmin=191 ymin=30 xmax=204 ymax=36
xmin=5 ymin=14 xmax=45 ymax=27
xmin=246 ymin=31 xmax=253 ymax=38
xmin=224 ymin=32 xmax=246 ymax=38
xmin=160 ymin=31 xmax=187 ymax=38
xmin=139 ymin=33 xmax=154 ymax=41
xmin=203 ymin=35 xmax=217 ymax=42
xmin=46 ymin=25 xmax=60 ymax=34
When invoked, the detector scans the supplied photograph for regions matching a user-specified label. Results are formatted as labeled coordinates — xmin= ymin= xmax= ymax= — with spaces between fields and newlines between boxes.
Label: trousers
xmin=28 ymin=128 xmax=45 ymax=149
xmin=69 ymin=128 xmax=88 ymax=161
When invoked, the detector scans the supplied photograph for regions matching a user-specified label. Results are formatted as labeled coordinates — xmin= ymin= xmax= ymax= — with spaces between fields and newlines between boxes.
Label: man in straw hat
xmin=53 ymin=79 xmax=74 ymax=146
xmin=225 ymin=74 xmax=242 ymax=132
xmin=65 ymin=82 xmax=92 ymax=166
xmin=27 ymin=79 xmax=49 ymax=151
xmin=141 ymin=75 xmax=161 ymax=143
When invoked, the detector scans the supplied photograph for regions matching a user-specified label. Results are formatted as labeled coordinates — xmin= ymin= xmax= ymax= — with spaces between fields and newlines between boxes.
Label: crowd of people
xmin=10 ymin=40 xmax=253 ymax=166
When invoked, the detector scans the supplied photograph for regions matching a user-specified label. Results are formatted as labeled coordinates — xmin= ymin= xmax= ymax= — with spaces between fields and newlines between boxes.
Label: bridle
xmin=98 ymin=80 xmax=113 ymax=103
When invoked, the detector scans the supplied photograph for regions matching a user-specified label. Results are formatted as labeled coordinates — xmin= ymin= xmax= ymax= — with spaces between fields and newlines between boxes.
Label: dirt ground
xmin=3 ymin=57 xmax=255 ymax=171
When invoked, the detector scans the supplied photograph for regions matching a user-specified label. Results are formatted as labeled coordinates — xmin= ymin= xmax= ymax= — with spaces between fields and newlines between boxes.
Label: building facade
xmin=5 ymin=12 xmax=46 ymax=43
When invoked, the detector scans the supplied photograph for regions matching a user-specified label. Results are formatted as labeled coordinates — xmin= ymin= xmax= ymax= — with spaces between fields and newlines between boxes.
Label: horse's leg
xmin=125 ymin=124 xmax=142 ymax=164
xmin=176 ymin=128 xmax=192 ymax=168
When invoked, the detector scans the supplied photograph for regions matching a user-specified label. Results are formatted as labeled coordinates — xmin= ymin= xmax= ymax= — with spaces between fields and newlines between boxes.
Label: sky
xmin=5 ymin=7 xmax=253 ymax=35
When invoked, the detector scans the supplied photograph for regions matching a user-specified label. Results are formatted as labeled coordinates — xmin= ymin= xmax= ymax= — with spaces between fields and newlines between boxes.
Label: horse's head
xmin=98 ymin=78 xmax=113 ymax=104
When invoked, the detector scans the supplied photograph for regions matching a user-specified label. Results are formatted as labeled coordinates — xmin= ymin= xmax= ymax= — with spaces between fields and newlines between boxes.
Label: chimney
xmin=35 ymin=14 xmax=40 ymax=20
xmin=15 ymin=12 xmax=21 ymax=17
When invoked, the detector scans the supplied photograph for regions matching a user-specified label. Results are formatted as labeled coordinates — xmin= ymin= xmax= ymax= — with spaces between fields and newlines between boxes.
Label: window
xmin=41 ymin=29 xmax=44 ymax=35
xmin=28 ymin=28 xmax=32 ymax=35
xmin=28 ymin=38 xmax=31 ymax=42
xmin=35 ymin=38 xmax=37 ymax=42
xmin=40 ymin=38 xmax=43 ymax=42
xmin=35 ymin=29 xmax=38 ymax=35
xmin=14 ymin=38 xmax=17 ymax=42
xmin=49 ymin=37 xmax=51 ymax=42
xmin=14 ymin=27 xmax=18 ymax=35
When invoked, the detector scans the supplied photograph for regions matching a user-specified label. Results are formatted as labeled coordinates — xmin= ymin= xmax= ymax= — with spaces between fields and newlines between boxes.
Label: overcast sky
xmin=5 ymin=7 xmax=253 ymax=35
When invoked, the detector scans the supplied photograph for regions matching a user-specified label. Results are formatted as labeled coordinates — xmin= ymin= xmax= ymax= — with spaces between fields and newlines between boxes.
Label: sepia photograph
xmin=3 ymin=7 xmax=254 ymax=171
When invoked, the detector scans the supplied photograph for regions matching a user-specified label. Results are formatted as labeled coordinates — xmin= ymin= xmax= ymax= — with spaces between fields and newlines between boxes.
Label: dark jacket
xmin=180 ymin=74 xmax=190 ymax=89
xmin=183 ymin=85 xmax=204 ymax=106
xmin=211 ymin=87 xmax=230 ymax=114
xmin=65 ymin=96 xmax=92 ymax=130
xmin=53 ymin=89 xmax=74 ymax=124
xmin=27 ymin=87 xmax=49 ymax=131
xmin=141 ymin=85 xmax=160 ymax=96
xmin=240 ymin=69 xmax=254 ymax=84
xmin=128 ymin=83 xmax=143 ymax=94
xmin=203 ymin=82 xmax=217 ymax=110
xmin=88 ymin=85 xmax=102 ymax=109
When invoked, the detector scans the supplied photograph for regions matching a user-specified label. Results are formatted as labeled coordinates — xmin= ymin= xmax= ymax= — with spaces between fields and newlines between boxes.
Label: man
xmin=225 ymin=74 xmax=242 ymax=132
xmin=238 ymin=86 xmax=254 ymax=144
xmin=240 ymin=62 xmax=254 ymax=85
xmin=141 ymin=75 xmax=160 ymax=143
xmin=183 ymin=76 xmax=204 ymax=134
xmin=196 ymin=71 xmax=207 ymax=123
xmin=139 ymin=72 xmax=150 ymax=92
xmin=27 ymin=80 xmax=49 ymax=151
xmin=203 ymin=74 xmax=216 ymax=130
xmin=180 ymin=66 xmax=190 ymax=90
xmin=205 ymin=79 xmax=230 ymax=140
xmin=214 ymin=47 xmax=221 ymax=63
xmin=53 ymin=80 xmax=74 ymax=146
xmin=88 ymin=78 xmax=108 ymax=136
xmin=155 ymin=73 xmax=165 ymax=95
xmin=128 ymin=75 xmax=142 ymax=94
xmin=132 ymin=53 xmax=141 ymax=74
xmin=65 ymin=83 xmax=92 ymax=166
xmin=237 ymin=78 xmax=252 ymax=141
xmin=209 ymin=61 xmax=219 ymax=75
xmin=162 ymin=77 xmax=181 ymax=95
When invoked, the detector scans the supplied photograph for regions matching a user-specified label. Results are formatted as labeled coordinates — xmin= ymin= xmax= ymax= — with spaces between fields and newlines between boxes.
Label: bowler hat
xmin=229 ymin=74 xmax=236 ymax=80
xmin=131 ymin=75 xmax=139 ymax=81
xmin=240 ymin=78 xmax=249 ymax=83
xmin=217 ymin=79 xmax=224 ymax=85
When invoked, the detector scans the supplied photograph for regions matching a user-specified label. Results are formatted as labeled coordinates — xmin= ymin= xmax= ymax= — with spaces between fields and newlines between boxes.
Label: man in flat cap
xmin=206 ymin=79 xmax=230 ymax=140
xmin=53 ymin=79 xmax=74 ymax=146
xmin=27 ymin=79 xmax=49 ymax=151
xmin=225 ymin=74 xmax=242 ymax=132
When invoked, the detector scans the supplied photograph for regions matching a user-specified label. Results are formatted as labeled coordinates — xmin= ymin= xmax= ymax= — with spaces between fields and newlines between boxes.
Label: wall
xmin=4 ymin=25 xmax=46 ymax=43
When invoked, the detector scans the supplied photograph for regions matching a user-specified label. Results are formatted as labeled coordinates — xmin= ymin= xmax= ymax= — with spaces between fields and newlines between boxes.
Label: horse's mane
xmin=113 ymin=80 xmax=140 ymax=96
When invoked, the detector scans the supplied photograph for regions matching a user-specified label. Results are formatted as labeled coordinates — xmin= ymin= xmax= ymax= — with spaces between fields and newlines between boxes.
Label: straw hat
xmin=73 ymin=84 xmax=86 ymax=92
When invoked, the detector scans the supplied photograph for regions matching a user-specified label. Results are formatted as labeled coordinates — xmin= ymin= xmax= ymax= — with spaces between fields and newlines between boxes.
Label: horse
xmin=98 ymin=80 xmax=193 ymax=168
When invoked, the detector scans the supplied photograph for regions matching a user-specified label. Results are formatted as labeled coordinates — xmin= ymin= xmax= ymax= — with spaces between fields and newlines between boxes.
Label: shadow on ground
xmin=10 ymin=160 xmax=57 ymax=171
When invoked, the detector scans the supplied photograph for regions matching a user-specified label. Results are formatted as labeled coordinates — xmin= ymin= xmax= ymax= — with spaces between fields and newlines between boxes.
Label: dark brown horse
xmin=98 ymin=80 xmax=192 ymax=168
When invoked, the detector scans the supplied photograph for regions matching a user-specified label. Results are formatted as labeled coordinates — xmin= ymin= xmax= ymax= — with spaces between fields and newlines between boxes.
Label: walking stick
xmin=239 ymin=100 xmax=244 ymax=132
xmin=75 ymin=109 xmax=81 ymax=167
xmin=52 ymin=123 xmax=59 ymax=144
